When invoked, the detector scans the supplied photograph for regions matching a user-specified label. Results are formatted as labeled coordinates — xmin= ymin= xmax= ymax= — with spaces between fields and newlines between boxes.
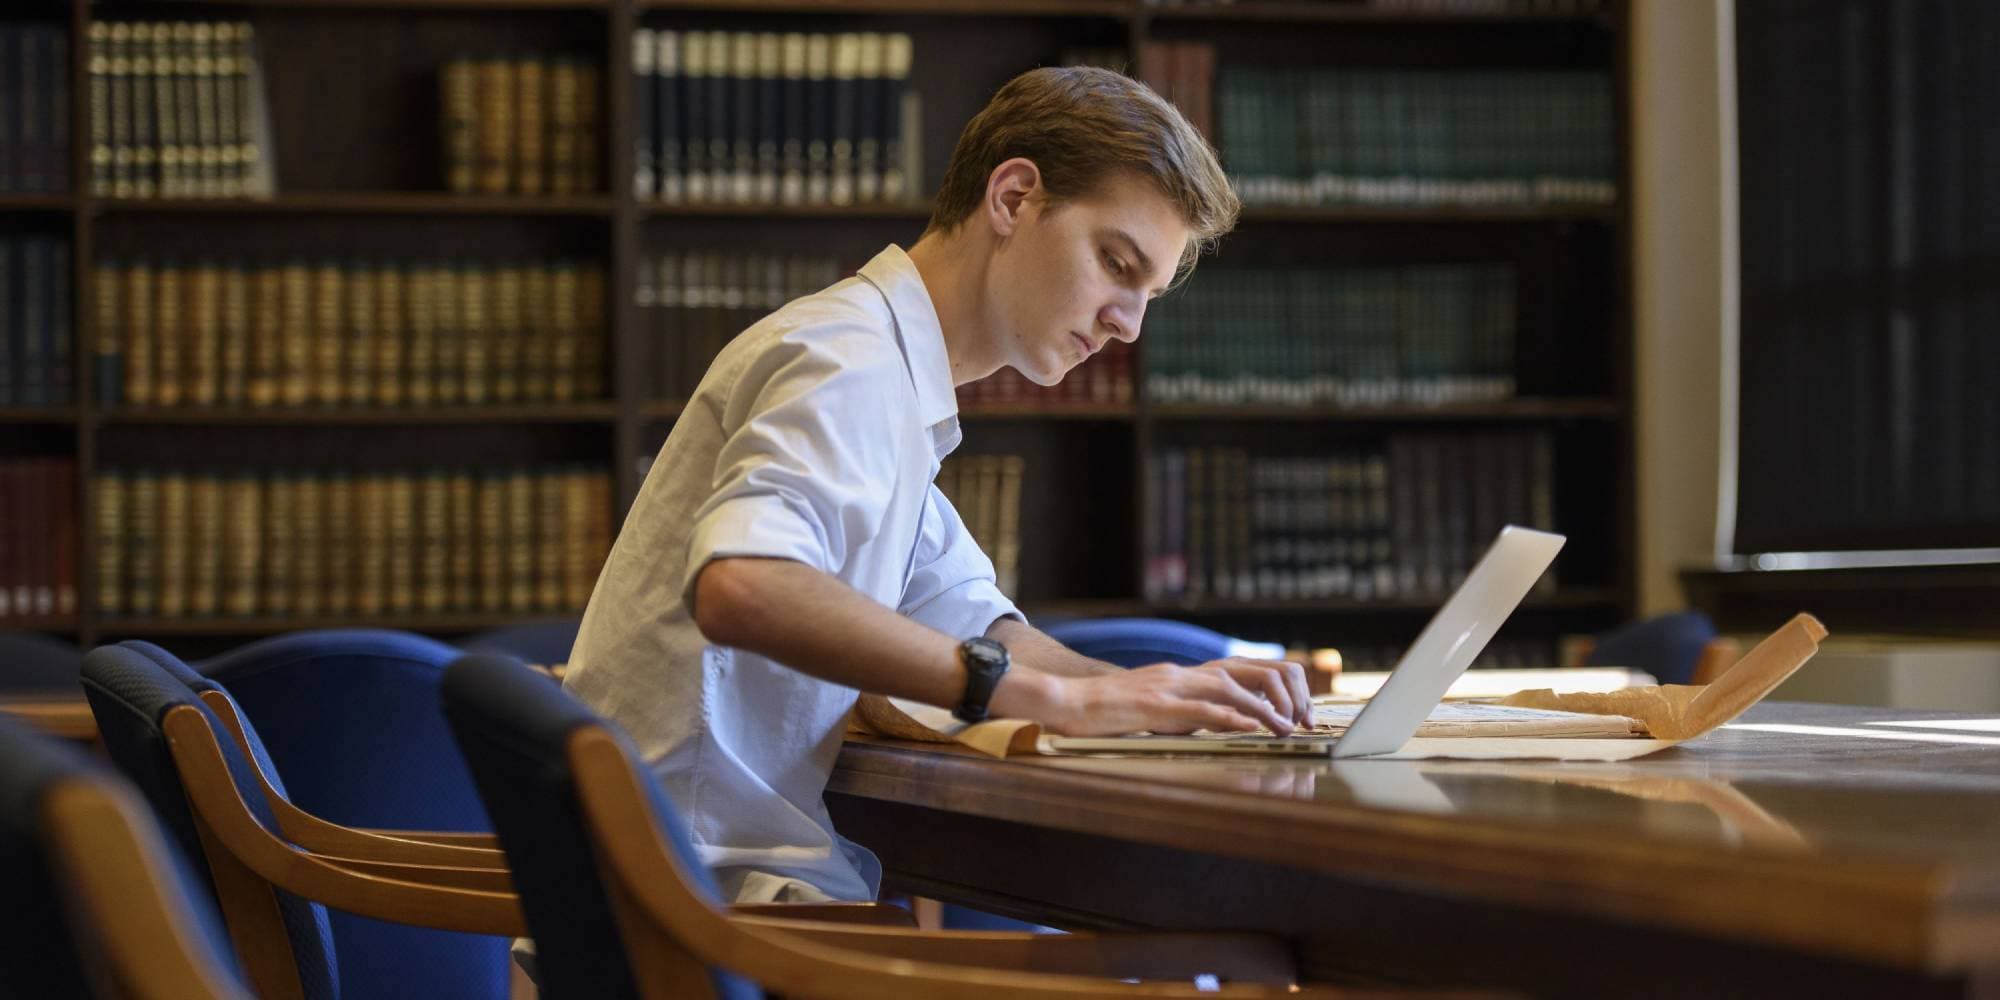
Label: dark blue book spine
xmin=754 ymin=33 xmax=780 ymax=204
xmin=0 ymin=241 xmax=15 ymax=405
xmin=705 ymin=32 xmax=730 ymax=203
xmin=683 ymin=32 xmax=708 ymax=202
xmin=632 ymin=28 xmax=656 ymax=199
xmin=50 ymin=237 xmax=69 ymax=404
xmin=780 ymin=33 xmax=806 ymax=205
xmin=655 ymin=30 xmax=681 ymax=203
xmin=730 ymin=32 xmax=756 ymax=203
xmin=805 ymin=34 xmax=830 ymax=205
xmin=854 ymin=34 xmax=881 ymax=203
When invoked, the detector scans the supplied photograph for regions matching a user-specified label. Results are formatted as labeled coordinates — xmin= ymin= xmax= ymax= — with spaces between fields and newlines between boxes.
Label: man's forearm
xmin=986 ymin=617 xmax=1122 ymax=679
xmin=693 ymin=556 xmax=1060 ymax=718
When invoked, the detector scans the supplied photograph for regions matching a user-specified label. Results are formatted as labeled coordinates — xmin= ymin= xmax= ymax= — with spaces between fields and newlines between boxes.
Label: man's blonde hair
xmin=924 ymin=66 xmax=1240 ymax=280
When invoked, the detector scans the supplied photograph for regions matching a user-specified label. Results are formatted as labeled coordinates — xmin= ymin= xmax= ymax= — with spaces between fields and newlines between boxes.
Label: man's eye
xmin=1103 ymin=253 xmax=1125 ymax=276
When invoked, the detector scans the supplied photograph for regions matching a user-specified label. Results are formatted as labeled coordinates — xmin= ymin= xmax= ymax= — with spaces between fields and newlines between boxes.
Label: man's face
xmin=988 ymin=172 xmax=1191 ymax=387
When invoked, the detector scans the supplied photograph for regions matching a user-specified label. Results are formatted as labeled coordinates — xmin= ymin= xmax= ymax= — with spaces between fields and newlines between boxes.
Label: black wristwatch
xmin=953 ymin=637 xmax=1011 ymax=723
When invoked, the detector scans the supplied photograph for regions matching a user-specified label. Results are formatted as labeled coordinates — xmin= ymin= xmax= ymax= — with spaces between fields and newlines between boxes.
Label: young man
xmin=563 ymin=66 xmax=1312 ymax=904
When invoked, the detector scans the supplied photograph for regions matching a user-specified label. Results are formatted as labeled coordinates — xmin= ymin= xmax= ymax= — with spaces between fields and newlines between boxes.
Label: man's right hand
xmin=992 ymin=660 xmax=1304 ymax=737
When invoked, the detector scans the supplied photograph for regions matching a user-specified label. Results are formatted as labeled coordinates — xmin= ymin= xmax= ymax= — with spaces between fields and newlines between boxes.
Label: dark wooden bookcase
xmin=0 ymin=0 xmax=1633 ymax=663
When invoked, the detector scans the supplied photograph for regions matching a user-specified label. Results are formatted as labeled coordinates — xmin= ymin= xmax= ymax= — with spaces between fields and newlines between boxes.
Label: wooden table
xmin=827 ymin=701 xmax=2000 ymax=999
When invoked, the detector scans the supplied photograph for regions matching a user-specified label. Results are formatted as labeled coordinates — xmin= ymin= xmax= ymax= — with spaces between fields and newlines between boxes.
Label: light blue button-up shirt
xmin=564 ymin=244 xmax=1022 ymax=901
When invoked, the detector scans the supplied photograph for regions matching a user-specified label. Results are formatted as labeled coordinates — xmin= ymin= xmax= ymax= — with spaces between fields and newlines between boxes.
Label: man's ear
xmin=983 ymin=158 xmax=1041 ymax=238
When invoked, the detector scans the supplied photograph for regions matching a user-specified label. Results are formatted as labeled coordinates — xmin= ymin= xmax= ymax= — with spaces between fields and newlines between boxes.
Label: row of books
xmin=94 ymin=466 xmax=612 ymax=620
xmin=94 ymin=258 xmax=607 ymax=409
xmin=1144 ymin=263 xmax=1516 ymax=407
xmin=0 ymin=458 xmax=78 ymax=621
xmin=1218 ymin=67 xmax=1615 ymax=207
xmin=937 ymin=454 xmax=1025 ymax=599
xmin=1143 ymin=429 xmax=1556 ymax=603
xmin=632 ymin=251 xmax=843 ymax=401
xmin=0 ymin=26 xmax=70 ymax=195
xmin=440 ymin=54 xmax=603 ymax=197
xmin=87 ymin=21 xmax=275 ymax=199
xmin=0 ymin=236 xmax=74 ymax=407
xmin=631 ymin=30 xmax=917 ymax=207
xmin=956 ymin=341 xmax=1136 ymax=410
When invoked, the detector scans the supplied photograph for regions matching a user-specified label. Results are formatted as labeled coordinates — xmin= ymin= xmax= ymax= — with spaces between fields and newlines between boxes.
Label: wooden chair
xmin=443 ymin=652 xmax=1494 ymax=1000
xmin=0 ymin=714 xmax=251 ymax=1000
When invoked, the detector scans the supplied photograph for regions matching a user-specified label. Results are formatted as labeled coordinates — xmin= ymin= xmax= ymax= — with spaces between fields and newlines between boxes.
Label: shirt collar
xmin=857 ymin=244 xmax=959 ymax=434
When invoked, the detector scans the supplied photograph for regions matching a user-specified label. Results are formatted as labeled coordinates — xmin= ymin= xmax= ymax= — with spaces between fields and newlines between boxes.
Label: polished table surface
xmin=828 ymin=701 xmax=2000 ymax=998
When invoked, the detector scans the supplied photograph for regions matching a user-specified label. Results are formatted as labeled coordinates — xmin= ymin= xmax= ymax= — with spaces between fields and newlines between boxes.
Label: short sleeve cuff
xmin=682 ymin=493 xmax=832 ymax=606
xmin=902 ymin=576 xmax=1026 ymax=641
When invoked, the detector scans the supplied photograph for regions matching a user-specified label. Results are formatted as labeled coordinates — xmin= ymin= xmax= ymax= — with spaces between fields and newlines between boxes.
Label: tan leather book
xmin=584 ymin=472 xmax=612 ymax=583
xmin=125 ymin=471 xmax=159 ymax=617
xmin=277 ymin=262 xmax=311 ymax=407
xmin=223 ymin=475 xmax=261 ymax=617
xmin=545 ymin=57 xmax=579 ymax=195
xmin=218 ymin=263 xmax=249 ymax=406
xmin=404 ymin=265 xmax=436 ymax=408
xmin=344 ymin=262 xmax=374 ymax=407
xmin=152 ymin=264 xmax=182 ymax=407
xmin=490 ymin=264 xmax=523 ymax=404
xmin=322 ymin=473 xmax=356 ymax=617
xmin=506 ymin=471 xmax=535 ymax=613
xmin=374 ymin=266 xmax=404 ymax=407
xmin=187 ymin=474 xmax=222 ymax=616
xmin=291 ymin=473 xmax=323 ymax=617
xmin=520 ymin=264 xmax=551 ymax=403
xmin=418 ymin=472 xmax=450 ymax=614
xmin=535 ymin=473 xmax=564 ymax=611
xmin=156 ymin=472 xmax=189 ymax=617
xmin=514 ymin=58 xmax=545 ymax=196
xmin=561 ymin=468 xmax=594 ymax=609
xmin=476 ymin=57 xmax=513 ymax=195
xmin=311 ymin=262 xmax=344 ymax=406
xmin=188 ymin=23 xmax=221 ymax=198
xmin=186 ymin=261 xmax=220 ymax=407
xmin=261 ymin=473 xmax=293 ymax=616
xmin=548 ymin=262 xmax=579 ymax=402
xmin=387 ymin=475 xmax=416 ymax=614
xmin=576 ymin=264 xmax=605 ymax=398
xmin=122 ymin=261 xmax=153 ymax=406
xmin=459 ymin=266 xmax=489 ymax=404
xmin=476 ymin=473 xmax=507 ymax=612
xmin=352 ymin=475 xmax=387 ymax=617
xmin=995 ymin=455 xmax=1023 ymax=599
xmin=94 ymin=470 xmax=124 ymax=617
xmin=210 ymin=23 xmax=243 ymax=198
xmin=432 ymin=264 xmax=462 ymax=405
xmin=449 ymin=472 xmax=477 ymax=610
xmin=441 ymin=57 xmax=477 ymax=194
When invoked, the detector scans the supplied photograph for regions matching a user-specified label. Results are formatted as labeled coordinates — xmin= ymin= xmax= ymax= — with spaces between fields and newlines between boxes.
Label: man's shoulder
xmin=740 ymin=277 xmax=905 ymax=372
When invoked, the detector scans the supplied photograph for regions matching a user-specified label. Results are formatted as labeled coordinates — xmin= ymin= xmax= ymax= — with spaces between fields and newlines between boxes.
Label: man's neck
xmin=907 ymin=229 xmax=1003 ymax=387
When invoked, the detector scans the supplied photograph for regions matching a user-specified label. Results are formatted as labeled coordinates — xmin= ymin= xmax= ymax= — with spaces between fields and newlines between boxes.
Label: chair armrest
xmin=728 ymin=902 xmax=917 ymax=927
xmin=354 ymin=828 xmax=502 ymax=850
xmin=315 ymin=854 xmax=516 ymax=894
xmin=732 ymin=918 xmax=1297 ymax=985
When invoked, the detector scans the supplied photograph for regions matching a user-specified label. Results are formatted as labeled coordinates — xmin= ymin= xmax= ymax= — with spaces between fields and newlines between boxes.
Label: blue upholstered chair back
xmin=441 ymin=653 xmax=760 ymax=1000
xmin=196 ymin=629 xmax=506 ymax=1000
xmin=0 ymin=715 xmax=246 ymax=998
xmin=1585 ymin=611 xmax=1720 ymax=686
xmin=0 ymin=630 xmax=84 ymax=693
xmin=459 ymin=620 xmax=581 ymax=669
xmin=1041 ymin=617 xmax=1284 ymax=668
xmin=79 ymin=642 xmax=340 ymax=1000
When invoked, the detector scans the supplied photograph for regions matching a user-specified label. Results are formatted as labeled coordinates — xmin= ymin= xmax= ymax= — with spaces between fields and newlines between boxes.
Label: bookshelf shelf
xmin=1148 ymin=398 xmax=1622 ymax=423
xmin=0 ymin=194 xmax=73 ymax=213
xmin=95 ymin=404 xmax=620 ymax=426
xmin=1141 ymin=2 xmax=1609 ymax=26
xmin=1236 ymin=204 xmax=1619 ymax=225
xmin=118 ymin=0 xmax=612 ymax=8
xmin=639 ymin=202 xmax=930 ymax=220
xmin=0 ymin=618 xmax=80 ymax=633
xmin=98 ymin=613 xmax=585 ymax=638
xmin=93 ymin=193 xmax=614 ymax=217
xmin=637 ymin=0 xmax=1133 ymax=16
xmin=0 ymin=408 xmax=79 ymax=426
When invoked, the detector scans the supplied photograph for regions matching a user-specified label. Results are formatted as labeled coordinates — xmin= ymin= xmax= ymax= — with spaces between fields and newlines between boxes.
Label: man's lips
xmin=1070 ymin=332 xmax=1096 ymax=357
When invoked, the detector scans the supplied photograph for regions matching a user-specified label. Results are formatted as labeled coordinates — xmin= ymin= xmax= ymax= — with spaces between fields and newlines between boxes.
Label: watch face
xmin=962 ymin=637 xmax=1007 ymax=673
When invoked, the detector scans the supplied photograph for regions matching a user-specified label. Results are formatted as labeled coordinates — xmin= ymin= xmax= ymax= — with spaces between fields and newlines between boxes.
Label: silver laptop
xmin=1047 ymin=525 xmax=1566 ymax=759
